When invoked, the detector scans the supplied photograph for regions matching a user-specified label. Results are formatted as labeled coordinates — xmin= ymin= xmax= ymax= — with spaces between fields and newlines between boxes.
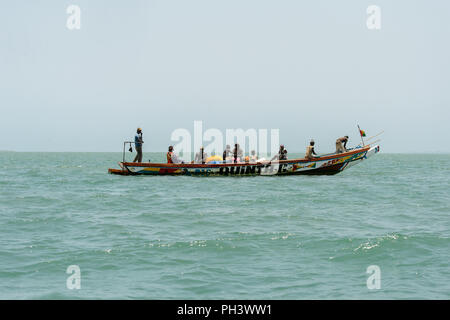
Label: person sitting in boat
xmin=233 ymin=143 xmax=243 ymax=163
xmin=133 ymin=127 xmax=144 ymax=163
xmin=335 ymin=136 xmax=349 ymax=153
xmin=194 ymin=147 xmax=207 ymax=164
xmin=167 ymin=146 xmax=183 ymax=164
xmin=222 ymin=145 xmax=232 ymax=163
xmin=271 ymin=145 xmax=288 ymax=161
xmin=250 ymin=150 xmax=258 ymax=163
xmin=305 ymin=140 xmax=318 ymax=160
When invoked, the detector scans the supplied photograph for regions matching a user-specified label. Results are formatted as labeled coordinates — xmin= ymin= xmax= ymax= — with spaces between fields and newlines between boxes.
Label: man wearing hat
xmin=133 ymin=128 xmax=144 ymax=163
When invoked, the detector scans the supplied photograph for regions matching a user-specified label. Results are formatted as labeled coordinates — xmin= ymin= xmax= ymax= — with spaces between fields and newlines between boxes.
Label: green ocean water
xmin=0 ymin=152 xmax=449 ymax=299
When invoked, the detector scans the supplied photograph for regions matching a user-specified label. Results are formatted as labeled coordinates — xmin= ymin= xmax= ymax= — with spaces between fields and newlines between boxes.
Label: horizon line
xmin=1 ymin=150 xmax=450 ymax=155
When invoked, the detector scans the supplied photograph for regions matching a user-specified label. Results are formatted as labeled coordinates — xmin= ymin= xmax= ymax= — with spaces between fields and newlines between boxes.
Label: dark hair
xmin=168 ymin=146 xmax=173 ymax=151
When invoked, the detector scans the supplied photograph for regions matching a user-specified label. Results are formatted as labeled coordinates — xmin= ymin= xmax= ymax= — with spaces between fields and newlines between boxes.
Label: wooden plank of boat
xmin=108 ymin=145 xmax=380 ymax=176
xmin=108 ymin=168 xmax=129 ymax=175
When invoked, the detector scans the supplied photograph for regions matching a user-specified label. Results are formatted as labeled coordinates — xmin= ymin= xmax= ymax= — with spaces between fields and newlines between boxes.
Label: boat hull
xmin=108 ymin=145 xmax=379 ymax=176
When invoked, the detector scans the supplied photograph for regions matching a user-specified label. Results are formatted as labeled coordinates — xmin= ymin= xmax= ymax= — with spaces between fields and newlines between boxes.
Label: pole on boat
xmin=365 ymin=130 xmax=384 ymax=143
xmin=122 ymin=141 xmax=134 ymax=163
xmin=123 ymin=141 xmax=126 ymax=163
xmin=357 ymin=125 xmax=365 ymax=147
xmin=201 ymin=146 xmax=204 ymax=164
xmin=367 ymin=138 xmax=381 ymax=146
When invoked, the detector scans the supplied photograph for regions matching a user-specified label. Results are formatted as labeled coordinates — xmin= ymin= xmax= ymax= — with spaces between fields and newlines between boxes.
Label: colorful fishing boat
xmin=108 ymin=144 xmax=380 ymax=176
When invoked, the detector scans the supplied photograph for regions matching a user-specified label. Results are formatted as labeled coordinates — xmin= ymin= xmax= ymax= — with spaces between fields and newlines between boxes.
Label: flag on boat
xmin=359 ymin=128 xmax=366 ymax=137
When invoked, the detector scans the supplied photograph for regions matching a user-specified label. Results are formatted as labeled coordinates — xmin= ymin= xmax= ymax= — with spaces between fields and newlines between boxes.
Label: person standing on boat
xmin=133 ymin=128 xmax=144 ymax=163
xmin=194 ymin=147 xmax=207 ymax=164
xmin=223 ymin=145 xmax=231 ymax=163
xmin=233 ymin=143 xmax=243 ymax=163
xmin=335 ymin=136 xmax=349 ymax=154
xmin=280 ymin=145 xmax=288 ymax=160
xmin=271 ymin=145 xmax=288 ymax=161
xmin=305 ymin=140 xmax=318 ymax=159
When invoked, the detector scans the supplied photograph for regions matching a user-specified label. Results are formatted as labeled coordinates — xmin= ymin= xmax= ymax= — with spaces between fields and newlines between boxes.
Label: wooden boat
xmin=108 ymin=145 xmax=380 ymax=176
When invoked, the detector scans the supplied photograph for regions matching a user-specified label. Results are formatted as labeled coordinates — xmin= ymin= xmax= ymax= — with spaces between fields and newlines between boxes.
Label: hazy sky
xmin=1 ymin=0 xmax=449 ymax=153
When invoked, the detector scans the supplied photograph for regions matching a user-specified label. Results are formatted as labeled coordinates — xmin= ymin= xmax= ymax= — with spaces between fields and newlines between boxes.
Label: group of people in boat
xmin=131 ymin=128 xmax=350 ymax=164
xmin=167 ymin=143 xmax=258 ymax=164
